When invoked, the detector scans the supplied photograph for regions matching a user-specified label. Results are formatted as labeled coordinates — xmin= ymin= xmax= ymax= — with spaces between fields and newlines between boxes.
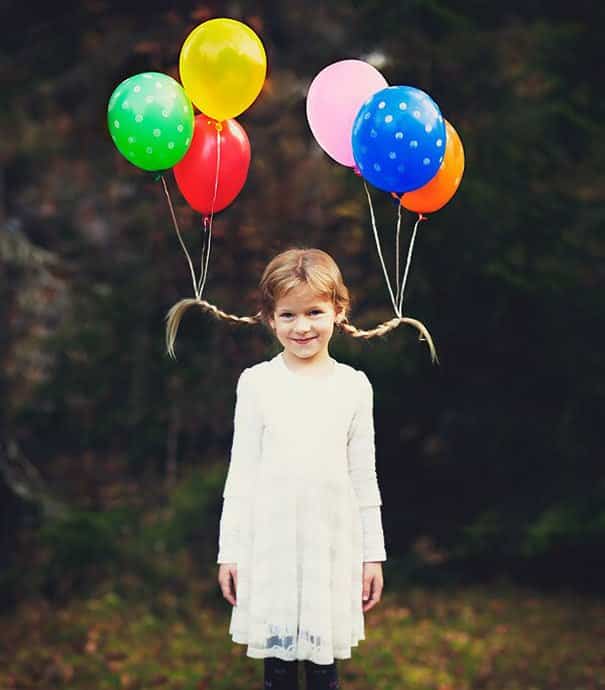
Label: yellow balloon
xmin=179 ymin=18 xmax=267 ymax=122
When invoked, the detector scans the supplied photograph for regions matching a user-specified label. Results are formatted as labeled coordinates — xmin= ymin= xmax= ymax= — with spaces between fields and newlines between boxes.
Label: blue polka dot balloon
xmin=351 ymin=85 xmax=446 ymax=193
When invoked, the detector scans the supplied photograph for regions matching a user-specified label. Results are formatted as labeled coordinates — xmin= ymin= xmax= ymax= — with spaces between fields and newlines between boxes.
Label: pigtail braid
xmin=337 ymin=316 xmax=439 ymax=365
xmin=165 ymin=298 xmax=262 ymax=359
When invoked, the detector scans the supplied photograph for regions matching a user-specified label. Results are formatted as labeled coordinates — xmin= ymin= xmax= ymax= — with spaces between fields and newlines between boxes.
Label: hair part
xmin=165 ymin=247 xmax=439 ymax=364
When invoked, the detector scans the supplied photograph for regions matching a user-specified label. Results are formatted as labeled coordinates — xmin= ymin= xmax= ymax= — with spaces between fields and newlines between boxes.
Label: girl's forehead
xmin=275 ymin=286 xmax=332 ymax=309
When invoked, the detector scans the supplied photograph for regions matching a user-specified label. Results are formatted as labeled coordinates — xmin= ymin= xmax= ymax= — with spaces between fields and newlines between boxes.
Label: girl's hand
xmin=218 ymin=563 xmax=238 ymax=606
xmin=362 ymin=561 xmax=383 ymax=613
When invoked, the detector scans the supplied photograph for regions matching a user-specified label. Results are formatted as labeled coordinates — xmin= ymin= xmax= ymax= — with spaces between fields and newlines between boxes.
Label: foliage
xmin=1 ymin=577 xmax=605 ymax=690
xmin=1 ymin=1 xmax=604 ymax=598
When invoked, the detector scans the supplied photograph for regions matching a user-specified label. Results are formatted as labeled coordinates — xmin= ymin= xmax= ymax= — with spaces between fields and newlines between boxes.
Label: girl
xmin=165 ymin=247 xmax=434 ymax=689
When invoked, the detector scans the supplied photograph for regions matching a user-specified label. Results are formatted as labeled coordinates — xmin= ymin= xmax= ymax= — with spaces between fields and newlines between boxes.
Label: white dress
xmin=218 ymin=351 xmax=386 ymax=665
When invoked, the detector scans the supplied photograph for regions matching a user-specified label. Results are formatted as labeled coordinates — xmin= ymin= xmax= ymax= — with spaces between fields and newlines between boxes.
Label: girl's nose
xmin=293 ymin=317 xmax=312 ymax=332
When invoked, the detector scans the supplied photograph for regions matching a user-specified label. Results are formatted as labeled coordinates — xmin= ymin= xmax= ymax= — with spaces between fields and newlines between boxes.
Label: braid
xmin=166 ymin=299 xmax=438 ymax=365
xmin=336 ymin=316 xmax=439 ymax=365
xmin=164 ymin=298 xmax=262 ymax=360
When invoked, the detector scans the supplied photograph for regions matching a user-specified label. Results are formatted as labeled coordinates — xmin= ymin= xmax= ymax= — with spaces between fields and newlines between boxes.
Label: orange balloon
xmin=401 ymin=120 xmax=465 ymax=214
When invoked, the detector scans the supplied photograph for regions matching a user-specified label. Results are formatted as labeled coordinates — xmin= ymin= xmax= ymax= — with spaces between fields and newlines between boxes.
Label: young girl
xmin=213 ymin=248 xmax=388 ymax=690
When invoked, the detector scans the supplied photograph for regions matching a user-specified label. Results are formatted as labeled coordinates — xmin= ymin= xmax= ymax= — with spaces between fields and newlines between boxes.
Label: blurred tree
xmin=0 ymin=0 xmax=603 ymax=594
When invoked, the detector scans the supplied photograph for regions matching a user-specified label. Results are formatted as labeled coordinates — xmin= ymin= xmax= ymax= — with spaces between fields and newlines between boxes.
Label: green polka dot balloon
xmin=107 ymin=71 xmax=194 ymax=172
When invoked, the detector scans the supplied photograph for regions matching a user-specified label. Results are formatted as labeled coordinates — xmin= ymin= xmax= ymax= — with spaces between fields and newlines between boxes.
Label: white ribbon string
xmin=395 ymin=200 xmax=402 ymax=307
xmin=362 ymin=180 xmax=401 ymax=318
xmin=160 ymin=175 xmax=199 ymax=298
xmin=198 ymin=124 xmax=222 ymax=299
xmin=398 ymin=213 xmax=424 ymax=315
xmin=197 ymin=217 xmax=210 ymax=299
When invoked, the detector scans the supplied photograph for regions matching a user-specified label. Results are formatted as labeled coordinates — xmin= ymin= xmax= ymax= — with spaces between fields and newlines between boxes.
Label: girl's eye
xmin=279 ymin=310 xmax=323 ymax=317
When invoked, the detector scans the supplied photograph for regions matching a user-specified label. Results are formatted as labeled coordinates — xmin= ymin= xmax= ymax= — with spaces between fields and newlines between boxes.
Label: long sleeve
xmin=359 ymin=506 xmax=387 ymax=562
xmin=347 ymin=371 xmax=383 ymax=507
xmin=347 ymin=370 xmax=387 ymax=561
xmin=217 ymin=496 xmax=245 ymax=563
xmin=217 ymin=368 xmax=263 ymax=564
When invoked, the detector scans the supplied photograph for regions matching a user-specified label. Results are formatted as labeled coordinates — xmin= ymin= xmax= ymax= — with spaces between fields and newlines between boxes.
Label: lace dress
xmin=218 ymin=351 xmax=386 ymax=665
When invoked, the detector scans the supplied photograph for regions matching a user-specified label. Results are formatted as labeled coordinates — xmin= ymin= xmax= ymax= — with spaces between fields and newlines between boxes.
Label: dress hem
xmin=229 ymin=631 xmax=366 ymax=665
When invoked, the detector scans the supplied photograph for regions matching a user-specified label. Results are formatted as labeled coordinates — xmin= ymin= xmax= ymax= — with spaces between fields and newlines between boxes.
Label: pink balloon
xmin=306 ymin=60 xmax=389 ymax=167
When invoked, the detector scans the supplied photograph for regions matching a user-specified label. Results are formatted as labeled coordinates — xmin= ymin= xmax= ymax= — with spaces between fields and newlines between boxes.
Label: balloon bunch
xmin=307 ymin=60 xmax=464 ymax=358
xmin=107 ymin=18 xmax=266 ymax=315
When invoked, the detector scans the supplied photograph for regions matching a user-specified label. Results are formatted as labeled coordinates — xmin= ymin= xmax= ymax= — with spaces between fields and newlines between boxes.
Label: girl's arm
xmin=217 ymin=496 xmax=244 ymax=563
xmin=347 ymin=371 xmax=387 ymax=562
xmin=216 ymin=367 xmax=263 ymax=564
xmin=359 ymin=505 xmax=387 ymax=562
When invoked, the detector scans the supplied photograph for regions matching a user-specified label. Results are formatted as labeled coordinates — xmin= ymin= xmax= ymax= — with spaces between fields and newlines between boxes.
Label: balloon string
xmin=398 ymin=213 xmax=427 ymax=315
xmin=160 ymin=174 xmax=199 ymax=299
xmin=362 ymin=179 xmax=400 ymax=318
xmin=198 ymin=125 xmax=222 ymax=298
xmin=198 ymin=216 xmax=209 ymax=296
xmin=395 ymin=201 xmax=402 ymax=307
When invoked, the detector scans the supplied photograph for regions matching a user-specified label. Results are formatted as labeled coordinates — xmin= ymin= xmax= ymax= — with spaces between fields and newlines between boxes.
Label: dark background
xmin=1 ymin=0 xmax=604 ymax=609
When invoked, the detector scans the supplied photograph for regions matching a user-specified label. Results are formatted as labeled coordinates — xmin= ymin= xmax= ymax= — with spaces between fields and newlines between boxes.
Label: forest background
xmin=1 ymin=0 xmax=604 ymax=667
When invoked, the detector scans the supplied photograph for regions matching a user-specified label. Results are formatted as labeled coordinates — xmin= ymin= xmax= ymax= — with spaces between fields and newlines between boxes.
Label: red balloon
xmin=173 ymin=114 xmax=250 ymax=214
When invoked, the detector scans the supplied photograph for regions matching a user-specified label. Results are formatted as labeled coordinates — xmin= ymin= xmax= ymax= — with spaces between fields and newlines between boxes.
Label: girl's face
xmin=269 ymin=284 xmax=343 ymax=364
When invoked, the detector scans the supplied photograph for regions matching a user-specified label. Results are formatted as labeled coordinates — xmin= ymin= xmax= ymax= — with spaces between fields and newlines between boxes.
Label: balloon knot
xmin=419 ymin=213 xmax=428 ymax=222
xmin=215 ymin=122 xmax=223 ymax=132
xmin=353 ymin=165 xmax=361 ymax=177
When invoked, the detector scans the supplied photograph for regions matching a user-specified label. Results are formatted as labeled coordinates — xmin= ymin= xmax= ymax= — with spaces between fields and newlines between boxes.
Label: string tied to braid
xmin=162 ymin=123 xmax=227 ymax=359
xmin=362 ymin=181 xmax=439 ymax=365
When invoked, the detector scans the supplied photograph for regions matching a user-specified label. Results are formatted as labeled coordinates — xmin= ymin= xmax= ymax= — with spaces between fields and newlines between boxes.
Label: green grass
xmin=1 ymin=555 xmax=604 ymax=690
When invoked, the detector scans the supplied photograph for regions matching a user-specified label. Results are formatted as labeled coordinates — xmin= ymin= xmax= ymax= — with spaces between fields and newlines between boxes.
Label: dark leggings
xmin=264 ymin=656 xmax=340 ymax=689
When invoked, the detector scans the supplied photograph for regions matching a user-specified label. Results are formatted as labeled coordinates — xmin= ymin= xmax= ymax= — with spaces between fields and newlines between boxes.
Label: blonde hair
xmin=165 ymin=247 xmax=438 ymax=363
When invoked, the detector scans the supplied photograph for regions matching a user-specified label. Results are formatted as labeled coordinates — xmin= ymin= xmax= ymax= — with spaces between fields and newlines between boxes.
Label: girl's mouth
xmin=292 ymin=337 xmax=317 ymax=344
